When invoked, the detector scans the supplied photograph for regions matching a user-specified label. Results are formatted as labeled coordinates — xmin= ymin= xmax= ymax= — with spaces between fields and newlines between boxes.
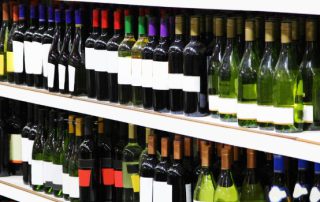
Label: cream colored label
xmin=237 ymin=103 xmax=257 ymax=120
xmin=69 ymin=176 xmax=79 ymax=198
xmin=12 ymin=41 xmax=24 ymax=73
xmin=131 ymin=58 xmax=142 ymax=86
xmin=257 ymin=105 xmax=274 ymax=122
xmin=62 ymin=173 xmax=69 ymax=195
xmin=9 ymin=134 xmax=22 ymax=162
xmin=168 ymin=73 xmax=183 ymax=90
xmin=153 ymin=181 xmax=172 ymax=202
xmin=42 ymin=44 xmax=51 ymax=77
xmin=273 ymin=107 xmax=294 ymax=125
xmin=107 ymin=51 xmax=118 ymax=73
xmin=32 ymin=42 xmax=43 ymax=75
xmin=58 ymin=64 xmax=66 ymax=90
xmin=118 ymin=57 xmax=132 ymax=85
xmin=293 ymin=183 xmax=308 ymax=198
xmin=68 ymin=65 xmax=76 ymax=92
xmin=47 ymin=63 xmax=55 ymax=88
xmin=183 ymin=76 xmax=200 ymax=93
xmin=152 ymin=61 xmax=169 ymax=90
xmin=141 ymin=60 xmax=153 ymax=88
xmin=219 ymin=98 xmax=237 ymax=114
xmin=140 ymin=177 xmax=153 ymax=202
xmin=269 ymin=186 xmax=287 ymax=202
xmin=85 ymin=47 xmax=95 ymax=70
xmin=94 ymin=50 xmax=108 ymax=72
xmin=310 ymin=187 xmax=320 ymax=202
xmin=31 ymin=160 xmax=43 ymax=185
xmin=303 ymin=105 xmax=313 ymax=123
xmin=209 ymin=95 xmax=219 ymax=111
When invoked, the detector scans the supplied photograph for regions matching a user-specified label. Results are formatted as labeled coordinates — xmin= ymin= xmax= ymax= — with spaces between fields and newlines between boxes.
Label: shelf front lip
xmin=59 ymin=0 xmax=320 ymax=15
xmin=0 ymin=82 xmax=319 ymax=162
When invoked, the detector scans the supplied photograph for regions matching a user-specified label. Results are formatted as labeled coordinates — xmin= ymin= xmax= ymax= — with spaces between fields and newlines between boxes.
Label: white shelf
xmin=61 ymin=0 xmax=320 ymax=15
xmin=0 ymin=82 xmax=320 ymax=162
xmin=0 ymin=176 xmax=66 ymax=202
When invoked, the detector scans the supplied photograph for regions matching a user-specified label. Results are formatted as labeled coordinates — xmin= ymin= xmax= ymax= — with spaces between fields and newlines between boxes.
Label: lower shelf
xmin=0 ymin=176 xmax=66 ymax=202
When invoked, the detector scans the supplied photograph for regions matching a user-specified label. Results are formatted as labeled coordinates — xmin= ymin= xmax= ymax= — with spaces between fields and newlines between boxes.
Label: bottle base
xmin=184 ymin=111 xmax=208 ymax=117
xmin=275 ymin=124 xmax=303 ymax=133
xmin=210 ymin=111 xmax=219 ymax=118
xmin=238 ymin=119 xmax=257 ymax=128
xmin=258 ymin=122 xmax=274 ymax=130
xmin=219 ymin=113 xmax=237 ymax=122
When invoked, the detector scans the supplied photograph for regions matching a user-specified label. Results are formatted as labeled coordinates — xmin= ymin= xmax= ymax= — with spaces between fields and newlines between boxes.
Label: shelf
xmin=61 ymin=0 xmax=320 ymax=15
xmin=0 ymin=82 xmax=320 ymax=162
xmin=0 ymin=176 xmax=65 ymax=202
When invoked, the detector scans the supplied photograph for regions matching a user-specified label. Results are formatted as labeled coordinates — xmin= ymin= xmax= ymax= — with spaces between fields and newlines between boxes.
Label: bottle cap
xmin=18 ymin=4 xmax=25 ymax=19
xmin=30 ymin=5 xmax=36 ymax=19
xmin=245 ymin=19 xmax=255 ymax=41
xmin=65 ymin=9 xmax=72 ymax=24
xmin=190 ymin=16 xmax=200 ymax=36
xmin=281 ymin=22 xmax=292 ymax=43
xmin=291 ymin=19 xmax=298 ymax=41
xmin=101 ymin=9 xmax=108 ymax=29
xmin=173 ymin=139 xmax=182 ymax=160
xmin=114 ymin=9 xmax=122 ymax=30
xmin=13 ymin=5 xmax=18 ymax=22
xmin=84 ymin=116 xmax=93 ymax=136
xmin=160 ymin=17 xmax=169 ymax=37
xmin=147 ymin=134 xmax=156 ymax=155
xmin=306 ymin=19 xmax=316 ymax=42
xmin=148 ymin=17 xmax=156 ymax=36
xmin=128 ymin=124 xmax=136 ymax=139
xmin=274 ymin=154 xmax=284 ymax=173
xmin=215 ymin=17 xmax=224 ymax=37
xmin=145 ymin=128 xmax=151 ymax=143
xmin=298 ymin=159 xmax=308 ymax=170
xmin=236 ymin=16 xmax=244 ymax=35
xmin=265 ymin=20 xmax=275 ymax=42
xmin=201 ymin=143 xmax=210 ymax=167
xmin=205 ymin=15 xmax=212 ymax=34
xmin=247 ymin=149 xmax=256 ymax=169
xmin=75 ymin=118 xmax=83 ymax=136
xmin=315 ymin=163 xmax=320 ymax=174
xmin=68 ymin=115 xmax=75 ymax=134
xmin=184 ymin=137 xmax=191 ymax=157
xmin=138 ymin=15 xmax=146 ymax=35
xmin=55 ymin=9 xmax=61 ymax=23
xmin=39 ymin=4 xmax=45 ymax=22
xmin=75 ymin=9 xmax=82 ymax=25
xmin=98 ymin=118 xmax=104 ymax=134
xmin=175 ymin=15 xmax=184 ymax=35
xmin=227 ymin=17 xmax=236 ymax=38
xmin=221 ymin=148 xmax=231 ymax=170
xmin=161 ymin=137 xmax=169 ymax=157
xmin=48 ymin=6 xmax=54 ymax=22
xmin=2 ymin=2 xmax=8 ymax=21
xmin=92 ymin=9 xmax=99 ymax=28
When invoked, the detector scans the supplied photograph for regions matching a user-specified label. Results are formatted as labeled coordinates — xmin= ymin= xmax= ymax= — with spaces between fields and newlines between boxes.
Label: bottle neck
xmin=114 ymin=28 xmax=122 ymax=35
xmin=305 ymin=41 xmax=317 ymax=50
xmin=244 ymin=40 xmax=254 ymax=49
xmin=226 ymin=37 xmax=235 ymax=46
xmin=175 ymin=34 xmax=184 ymax=41
xmin=92 ymin=26 xmax=99 ymax=34
xmin=19 ymin=18 xmax=25 ymax=25
xmin=75 ymin=135 xmax=82 ymax=146
xmin=190 ymin=35 xmax=200 ymax=41
xmin=29 ymin=18 xmax=37 ymax=26
xmin=48 ymin=21 xmax=55 ymax=28
xmin=38 ymin=21 xmax=46 ymax=27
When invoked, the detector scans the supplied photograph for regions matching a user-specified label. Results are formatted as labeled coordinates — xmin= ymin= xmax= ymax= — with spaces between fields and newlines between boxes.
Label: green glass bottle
xmin=118 ymin=9 xmax=136 ymax=105
xmin=193 ymin=143 xmax=216 ymax=202
xmin=218 ymin=17 xmax=240 ymax=122
xmin=273 ymin=21 xmax=303 ymax=133
xmin=208 ymin=17 xmax=225 ymax=117
xmin=257 ymin=19 xmax=278 ymax=130
xmin=300 ymin=19 xmax=319 ymax=130
xmin=240 ymin=149 xmax=265 ymax=202
xmin=122 ymin=124 xmax=142 ymax=202
xmin=213 ymin=148 xmax=239 ymax=202
xmin=238 ymin=19 xmax=260 ymax=128
xmin=131 ymin=9 xmax=148 ymax=107
xmin=0 ymin=2 xmax=9 ymax=81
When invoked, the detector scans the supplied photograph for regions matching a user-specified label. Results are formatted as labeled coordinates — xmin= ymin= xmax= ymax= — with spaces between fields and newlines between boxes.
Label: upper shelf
xmin=60 ymin=0 xmax=320 ymax=15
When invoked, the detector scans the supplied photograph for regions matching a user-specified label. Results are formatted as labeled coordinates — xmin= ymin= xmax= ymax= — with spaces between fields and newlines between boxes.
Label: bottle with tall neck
xmin=152 ymin=14 xmax=170 ymax=112
xmin=183 ymin=137 xmax=193 ymax=200
xmin=0 ymin=2 xmax=9 ymax=81
xmin=107 ymin=9 xmax=123 ymax=103
xmin=231 ymin=146 xmax=244 ymax=191
xmin=12 ymin=4 xmax=26 ymax=85
xmin=236 ymin=16 xmax=244 ymax=58
xmin=118 ymin=9 xmax=135 ymax=105
xmin=42 ymin=6 xmax=54 ymax=89
xmin=24 ymin=4 xmax=37 ymax=86
xmin=237 ymin=19 xmax=260 ymax=128
xmin=122 ymin=124 xmax=142 ymax=202
xmin=257 ymin=19 xmax=278 ymax=130
xmin=68 ymin=9 xmax=86 ymax=96
xmin=85 ymin=8 xmax=100 ymax=98
xmin=291 ymin=19 xmax=303 ymax=65
xmin=273 ymin=21 xmax=303 ymax=132
xmin=218 ymin=17 xmax=240 ymax=122
xmin=292 ymin=160 xmax=310 ymax=201
xmin=183 ymin=16 xmax=208 ymax=116
xmin=94 ymin=9 xmax=111 ymax=101
xmin=208 ymin=16 xmax=225 ymax=117
xmin=28 ymin=105 xmax=38 ymax=184
xmin=310 ymin=163 xmax=320 ymax=202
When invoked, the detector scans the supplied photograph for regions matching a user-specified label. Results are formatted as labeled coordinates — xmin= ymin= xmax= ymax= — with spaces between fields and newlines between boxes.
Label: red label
xmin=102 ymin=168 xmax=115 ymax=185
xmin=114 ymin=170 xmax=123 ymax=188
xmin=79 ymin=169 xmax=91 ymax=187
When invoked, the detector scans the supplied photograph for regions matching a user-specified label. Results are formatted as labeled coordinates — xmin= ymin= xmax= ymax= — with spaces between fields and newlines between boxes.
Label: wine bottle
xmin=291 ymin=19 xmax=303 ymax=65
xmin=0 ymin=98 xmax=9 ymax=177
xmin=260 ymin=153 xmax=273 ymax=196
xmin=69 ymin=117 xmax=83 ymax=202
xmin=118 ymin=9 xmax=135 ymax=105
xmin=33 ymin=4 xmax=46 ymax=88
xmin=47 ymin=9 xmax=62 ymax=92
xmin=28 ymin=105 xmax=38 ymax=184
xmin=23 ymin=4 xmax=37 ymax=86
xmin=193 ymin=143 xmax=216 ymax=202
xmin=6 ymin=4 xmax=18 ymax=83
xmin=213 ymin=148 xmax=239 ymax=202
xmin=183 ymin=137 xmax=193 ymax=200
xmin=152 ymin=14 xmax=170 ymax=112
xmin=94 ymin=9 xmax=111 ymax=101
xmin=0 ymin=2 xmax=9 ymax=81
xmin=42 ymin=6 xmax=54 ymax=89
xmin=153 ymin=136 xmax=172 ymax=202
xmin=208 ymin=16 xmax=225 ymax=117
xmin=273 ymin=21 xmax=303 ymax=132
xmin=85 ymin=8 xmax=100 ymax=98
xmin=240 ymin=149 xmax=265 ymax=202
xmin=237 ymin=19 xmax=260 ymax=127
xmin=107 ymin=9 xmax=123 ymax=103
xmin=310 ymin=163 xmax=320 ymax=202
xmin=236 ymin=16 xmax=244 ymax=58
xmin=131 ymin=8 xmax=148 ymax=107
xmin=12 ymin=4 xmax=26 ymax=85
xmin=268 ymin=155 xmax=291 ymax=202
xmin=168 ymin=15 xmax=185 ymax=113
xmin=122 ymin=124 xmax=142 ymax=202
xmin=58 ymin=9 xmax=73 ymax=94
xmin=79 ymin=116 xmax=98 ymax=202
xmin=142 ymin=16 xmax=157 ymax=109
xmin=257 ymin=19 xmax=278 ymax=130
xmin=292 ymin=160 xmax=310 ymax=201
xmin=69 ymin=9 xmax=86 ymax=96
xmin=231 ymin=146 xmax=245 ymax=191
xmin=204 ymin=15 xmax=213 ymax=46
xmin=300 ymin=19 xmax=319 ymax=130
xmin=139 ymin=133 xmax=159 ymax=202
xmin=31 ymin=108 xmax=47 ymax=191
xmin=183 ymin=15 xmax=208 ymax=116
xmin=213 ymin=143 xmax=223 ymax=179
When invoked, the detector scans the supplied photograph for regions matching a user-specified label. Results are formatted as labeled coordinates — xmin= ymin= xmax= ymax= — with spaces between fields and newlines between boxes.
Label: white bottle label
xmin=310 ymin=187 xmax=320 ymax=202
xmin=69 ymin=176 xmax=79 ymax=198
xmin=52 ymin=164 xmax=63 ymax=185
xmin=58 ymin=64 xmax=66 ymax=90
xmin=218 ymin=97 xmax=237 ymax=114
xmin=33 ymin=42 xmax=43 ymax=75
xmin=183 ymin=75 xmax=200 ymax=92
xmin=152 ymin=61 xmax=169 ymax=90
xmin=85 ymin=47 xmax=95 ymax=70
xmin=131 ymin=58 xmax=142 ymax=86
xmin=209 ymin=95 xmax=220 ymax=111
xmin=293 ymin=183 xmax=308 ymax=198
xmin=47 ymin=63 xmax=55 ymax=88
xmin=21 ymin=137 xmax=28 ymax=162
xmin=28 ymin=140 xmax=34 ymax=164
xmin=107 ymin=51 xmax=119 ymax=73
xmin=118 ymin=57 xmax=132 ymax=85
xmin=153 ymin=181 xmax=172 ymax=202
xmin=12 ymin=41 xmax=24 ymax=73
xmin=43 ymin=161 xmax=53 ymax=182
xmin=303 ymin=104 xmax=313 ymax=123
xmin=94 ymin=49 xmax=108 ymax=72
xmin=257 ymin=105 xmax=274 ymax=122
xmin=168 ymin=73 xmax=183 ymax=90
xmin=31 ymin=160 xmax=43 ymax=185
xmin=186 ymin=183 xmax=192 ymax=202
xmin=68 ymin=65 xmax=76 ymax=92
xmin=273 ymin=107 xmax=294 ymax=125
xmin=62 ymin=173 xmax=69 ymax=195
xmin=24 ymin=41 xmax=33 ymax=74
xmin=268 ymin=186 xmax=287 ymax=202
xmin=141 ymin=59 xmax=153 ymax=88
xmin=9 ymin=134 xmax=22 ymax=162
xmin=140 ymin=177 xmax=153 ymax=202
xmin=237 ymin=103 xmax=257 ymax=120
xmin=42 ymin=44 xmax=52 ymax=77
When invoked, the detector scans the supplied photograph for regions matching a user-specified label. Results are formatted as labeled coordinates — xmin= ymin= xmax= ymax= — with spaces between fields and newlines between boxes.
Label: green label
xmin=242 ymin=84 xmax=257 ymax=100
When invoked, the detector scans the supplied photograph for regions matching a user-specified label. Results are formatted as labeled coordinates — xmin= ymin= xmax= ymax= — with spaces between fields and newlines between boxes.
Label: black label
xmin=78 ymin=159 xmax=95 ymax=169
xmin=113 ymin=160 xmax=122 ymax=170
xmin=100 ymin=157 xmax=112 ymax=168
xmin=127 ymin=164 xmax=139 ymax=174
